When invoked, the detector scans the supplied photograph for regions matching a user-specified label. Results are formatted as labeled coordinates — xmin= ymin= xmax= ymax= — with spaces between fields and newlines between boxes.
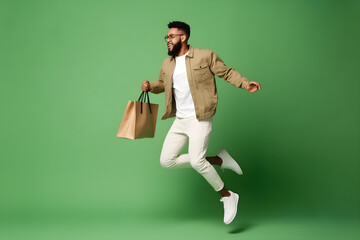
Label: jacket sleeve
xmin=149 ymin=68 xmax=165 ymax=94
xmin=209 ymin=51 xmax=249 ymax=90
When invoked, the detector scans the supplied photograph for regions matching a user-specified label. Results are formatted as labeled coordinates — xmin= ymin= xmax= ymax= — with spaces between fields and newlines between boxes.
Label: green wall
xmin=1 ymin=0 xmax=359 ymax=223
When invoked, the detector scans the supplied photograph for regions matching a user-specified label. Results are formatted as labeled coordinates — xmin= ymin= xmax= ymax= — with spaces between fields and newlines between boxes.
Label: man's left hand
xmin=246 ymin=81 xmax=261 ymax=93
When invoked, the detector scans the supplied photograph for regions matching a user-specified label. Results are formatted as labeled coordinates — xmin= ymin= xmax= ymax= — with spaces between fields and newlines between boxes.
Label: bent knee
xmin=160 ymin=155 xmax=173 ymax=168
xmin=160 ymin=160 xmax=170 ymax=168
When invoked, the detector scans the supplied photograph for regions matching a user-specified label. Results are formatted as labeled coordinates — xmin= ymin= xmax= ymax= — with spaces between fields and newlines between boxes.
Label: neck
xmin=176 ymin=44 xmax=189 ymax=57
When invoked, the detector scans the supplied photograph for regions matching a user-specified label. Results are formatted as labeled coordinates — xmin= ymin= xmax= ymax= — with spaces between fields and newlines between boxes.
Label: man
xmin=141 ymin=21 xmax=260 ymax=224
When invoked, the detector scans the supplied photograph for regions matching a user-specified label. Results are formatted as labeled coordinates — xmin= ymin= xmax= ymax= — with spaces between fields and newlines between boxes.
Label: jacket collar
xmin=188 ymin=44 xmax=194 ymax=58
xmin=170 ymin=44 xmax=194 ymax=61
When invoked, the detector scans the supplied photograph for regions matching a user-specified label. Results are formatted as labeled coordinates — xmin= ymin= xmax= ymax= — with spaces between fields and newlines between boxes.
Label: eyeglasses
xmin=164 ymin=34 xmax=185 ymax=41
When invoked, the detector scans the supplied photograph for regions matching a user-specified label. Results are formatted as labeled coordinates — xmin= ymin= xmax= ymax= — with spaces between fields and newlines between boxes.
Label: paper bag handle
xmin=138 ymin=91 xmax=152 ymax=114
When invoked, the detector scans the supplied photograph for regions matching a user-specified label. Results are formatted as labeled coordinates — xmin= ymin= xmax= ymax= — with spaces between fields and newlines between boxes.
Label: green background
xmin=1 ymin=0 xmax=359 ymax=239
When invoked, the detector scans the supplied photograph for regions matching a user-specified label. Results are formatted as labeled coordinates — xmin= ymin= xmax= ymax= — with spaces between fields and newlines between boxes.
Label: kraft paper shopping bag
xmin=116 ymin=91 xmax=159 ymax=139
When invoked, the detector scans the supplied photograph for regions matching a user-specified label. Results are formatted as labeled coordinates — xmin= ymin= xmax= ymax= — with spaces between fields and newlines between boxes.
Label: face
xmin=166 ymin=28 xmax=185 ymax=56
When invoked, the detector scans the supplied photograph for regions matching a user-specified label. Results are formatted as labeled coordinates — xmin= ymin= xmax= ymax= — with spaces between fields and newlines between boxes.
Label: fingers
xmin=248 ymin=81 xmax=261 ymax=92
xmin=141 ymin=80 xmax=150 ymax=91
xmin=141 ymin=85 xmax=148 ymax=91
xmin=249 ymin=81 xmax=260 ymax=88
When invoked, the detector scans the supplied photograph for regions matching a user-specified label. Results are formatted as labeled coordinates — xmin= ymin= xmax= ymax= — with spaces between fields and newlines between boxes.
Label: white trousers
xmin=160 ymin=116 xmax=225 ymax=191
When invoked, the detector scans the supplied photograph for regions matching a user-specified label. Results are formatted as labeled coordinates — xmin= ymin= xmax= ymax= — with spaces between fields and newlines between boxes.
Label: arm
xmin=209 ymin=51 xmax=261 ymax=92
xmin=141 ymin=68 xmax=165 ymax=94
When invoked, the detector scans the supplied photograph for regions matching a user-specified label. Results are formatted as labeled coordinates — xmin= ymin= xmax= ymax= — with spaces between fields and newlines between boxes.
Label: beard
xmin=167 ymin=41 xmax=182 ymax=57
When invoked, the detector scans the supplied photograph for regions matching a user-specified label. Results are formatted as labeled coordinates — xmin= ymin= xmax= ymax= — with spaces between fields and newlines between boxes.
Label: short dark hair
xmin=167 ymin=21 xmax=190 ymax=40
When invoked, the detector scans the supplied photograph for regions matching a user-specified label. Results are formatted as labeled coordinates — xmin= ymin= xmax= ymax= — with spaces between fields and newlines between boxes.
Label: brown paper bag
xmin=116 ymin=92 xmax=159 ymax=140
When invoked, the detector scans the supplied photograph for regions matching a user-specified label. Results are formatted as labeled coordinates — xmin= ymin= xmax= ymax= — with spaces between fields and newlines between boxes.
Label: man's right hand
xmin=141 ymin=80 xmax=151 ymax=92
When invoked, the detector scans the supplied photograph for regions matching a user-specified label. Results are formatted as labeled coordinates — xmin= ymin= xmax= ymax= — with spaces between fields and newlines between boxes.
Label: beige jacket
xmin=150 ymin=45 xmax=249 ymax=120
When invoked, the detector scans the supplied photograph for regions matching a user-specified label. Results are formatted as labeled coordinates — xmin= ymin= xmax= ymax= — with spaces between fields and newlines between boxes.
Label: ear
xmin=181 ymin=35 xmax=186 ymax=43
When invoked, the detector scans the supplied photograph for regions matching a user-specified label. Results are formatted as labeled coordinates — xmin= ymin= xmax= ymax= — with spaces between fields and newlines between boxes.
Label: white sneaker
xmin=217 ymin=148 xmax=243 ymax=175
xmin=220 ymin=190 xmax=239 ymax=224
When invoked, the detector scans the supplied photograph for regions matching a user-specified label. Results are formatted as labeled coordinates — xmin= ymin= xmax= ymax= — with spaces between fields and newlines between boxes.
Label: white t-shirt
xmin=172 ymin=51 xmax=196 ymax=118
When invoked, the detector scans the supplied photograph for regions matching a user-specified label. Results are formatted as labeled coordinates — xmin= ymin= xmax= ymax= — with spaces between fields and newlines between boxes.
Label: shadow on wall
xmin=180 ymin=114 xmax=302 ymax=220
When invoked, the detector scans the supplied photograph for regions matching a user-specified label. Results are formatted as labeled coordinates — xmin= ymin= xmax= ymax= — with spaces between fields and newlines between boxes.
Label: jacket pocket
xmin=193 ymin=64 xmax=212 ymax=81
xmin=194 ymin=65 xmax=208 ymax=70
